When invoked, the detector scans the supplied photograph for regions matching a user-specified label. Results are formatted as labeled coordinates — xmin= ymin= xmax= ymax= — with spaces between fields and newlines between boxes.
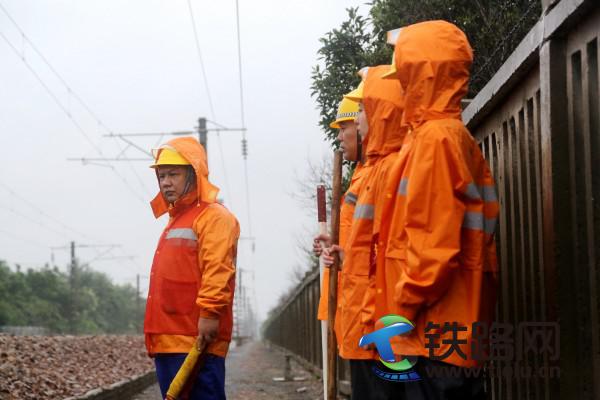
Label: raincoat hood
xmin=391 ymin=20 xmax=472 ymax=128
xmin=150 ymin=137 xmax=219 ymax=218
xmin=362 ymin=65 xmax=406 ymax=164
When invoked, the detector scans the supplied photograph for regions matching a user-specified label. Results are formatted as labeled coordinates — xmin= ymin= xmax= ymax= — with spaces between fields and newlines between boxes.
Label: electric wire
xmin=0 ymin=2 xmax=152 ymax=198
xmin=0 ymin=183 xmax=144 ymax=274
xmin=234 ymin=0 xmax=253 ymax=239
xmin=0 ymin=31 xmax=147 ymax=204
xmin=186 ymin=0 xmax=234 ymax=209
xmin=0 ymin=228 xmax=48 ymax=248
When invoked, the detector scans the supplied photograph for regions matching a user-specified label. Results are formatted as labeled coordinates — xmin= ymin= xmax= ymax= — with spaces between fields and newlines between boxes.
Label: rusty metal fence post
xmin=262 ymin=268 xmax=351 ymax=394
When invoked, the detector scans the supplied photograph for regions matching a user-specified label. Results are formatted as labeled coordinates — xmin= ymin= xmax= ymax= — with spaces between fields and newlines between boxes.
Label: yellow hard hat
xmin=149 ymin=146 xmax=190 ymax=168
xmin=344 ymin=81 xmax=365 ymax=103
xmin=330 ymin=97 xmax=360 ymax=128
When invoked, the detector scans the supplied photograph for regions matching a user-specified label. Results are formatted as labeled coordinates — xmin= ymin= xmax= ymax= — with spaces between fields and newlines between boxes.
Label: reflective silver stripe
xmin=464 ymin=183 xmax=481 ymax=200
xmin=166 ymin=228 xmax=197 ymax=241
xmin=464 ymin=183 xmax=497 ymax=203
xmin=354 ymin=204 xmax=374 ymax=219
xmin=462 ymin=211 xmax=484 ymax=230
xmin=462 ymin=212 xmax=498 ymax=234
xmin=481 ymin=185 xmax=498 ymax=202
xmin=398 ymin=178 xmax=408 ymax=196
xmin=345 ymin=192 xmax=358 ymax=205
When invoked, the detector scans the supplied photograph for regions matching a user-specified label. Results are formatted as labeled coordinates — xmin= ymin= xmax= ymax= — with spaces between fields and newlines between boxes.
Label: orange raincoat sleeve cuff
xmin=199 ymin=309 xmax=221 ymax=319
xmin=194 ymin=205 xmax=240 ymax=317
xmin=395 ymin=132 xmax=469 ymax=316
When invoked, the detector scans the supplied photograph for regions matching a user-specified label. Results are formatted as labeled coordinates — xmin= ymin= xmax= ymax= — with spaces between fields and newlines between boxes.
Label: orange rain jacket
xmin=316 ymin=163 xmax=369 ymax=343
xmin=335 ymin=65 xmax=406 ymax=360
xmin=374 ymin=21 xmax=499 ymax=368
xmin=144 ymin=137 xmax=240 ymax=358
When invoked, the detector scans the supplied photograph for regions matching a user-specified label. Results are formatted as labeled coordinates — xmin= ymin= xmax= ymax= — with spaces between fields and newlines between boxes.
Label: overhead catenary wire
xmin=0 ymin=203 xmax=109 ymax=271
xmin=186 ymin=0 xmax=215 ymax=120
xmin=0 ymin=32 xmax=147 ymax=204
xmin=0 ymin=202 xmax=115 ymax=269
xmin=0 ymin=202 xmax=71 ymax=240
xmin=0 ymin=182 xmax=144 ymax=275
xmin=1 ymin=181 xmax=95 ymax=241
xmin=0 ymin=2 xmax=152 ymax=199
xmin=234 ymin=0 xmax=247 ymax=130
xmin=1 ymin=2 xmax=253 ymax=277
xmin=0 ymin=228 xmax=48 ymax=249
xmin=81 ymin=245 xmax=121 ymax=265
xmin=0 ymin=184 xmax=90 ymax=246
xmin=186 ymin=0 xmax=234 ymax=210
xmin=235 ymin=0 xmax=253 ymax=238
xmin=0 ymin=4 xmax=149 ymax=278
xmin=52 ymin=242 xmax=141 ymax=275
xmin=0 ymin=33 xmax=100 ymax=158
xmin=117 ymin=246 xmax=146 ymax=273
xmin=186 ymin=1 xmax=255 ymax=330
xmin=232 ymin=0 xmax=257 ymax=331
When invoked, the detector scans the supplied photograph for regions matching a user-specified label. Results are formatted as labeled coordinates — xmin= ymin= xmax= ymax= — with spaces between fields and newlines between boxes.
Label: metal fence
xmin=465 ymin=0 xmax=600 ymax=398
xmin=263 ymin=0 xmax=600 ymax=398
xmin=262 ymin=269 xmax=351 ymax=390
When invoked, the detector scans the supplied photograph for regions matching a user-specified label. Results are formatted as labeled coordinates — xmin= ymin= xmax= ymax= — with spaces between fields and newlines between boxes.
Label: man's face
xmin=336 ymin=120 xmax=359 ymax=161
xmin=356 ymin=102 xmax=369 ymax=141
xmin=157 ymin=165 xmax=191 ymax=204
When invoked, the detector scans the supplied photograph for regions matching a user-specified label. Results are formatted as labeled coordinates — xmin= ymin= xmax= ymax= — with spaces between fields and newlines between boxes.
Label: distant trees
xmin=0 ymin=260 xmax=143 ymax=334
xmin=311 ymin=0 xmax=541 ymax=145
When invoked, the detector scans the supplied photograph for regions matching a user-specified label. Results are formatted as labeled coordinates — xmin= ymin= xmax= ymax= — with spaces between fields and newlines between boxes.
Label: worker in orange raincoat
xmin=321 ymin=65 xmax=407 ymax=398
xmin=144 ymin=137 xmax=240 ymax=400
xmin=314 ymin=91 xmax=366 ymax=337
xmin=373 ymin=20 xmax=499 ymax=399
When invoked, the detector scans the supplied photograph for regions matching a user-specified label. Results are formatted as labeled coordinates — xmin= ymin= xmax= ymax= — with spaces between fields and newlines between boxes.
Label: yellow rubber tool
xmin=165 ymin=338 xmax=207 ymax=400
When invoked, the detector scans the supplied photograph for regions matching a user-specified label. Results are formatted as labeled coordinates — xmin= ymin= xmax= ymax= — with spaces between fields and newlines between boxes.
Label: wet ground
xmin=132 ymin=341 xmax=323 ymax=400
xmin=131 ymin=383 xmax=161 ymax=400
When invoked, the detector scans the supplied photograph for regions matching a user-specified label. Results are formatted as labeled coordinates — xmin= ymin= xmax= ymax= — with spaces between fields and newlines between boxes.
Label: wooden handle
xmin=165 ymin=338 xmax=206 ymax=400
xmin=327 ymin=150 xmax=343 ymax=400
xmin=317 ymin=185 xmax=327 ymax=223
xmin=317 ymin=185 xmax=329 ymax=400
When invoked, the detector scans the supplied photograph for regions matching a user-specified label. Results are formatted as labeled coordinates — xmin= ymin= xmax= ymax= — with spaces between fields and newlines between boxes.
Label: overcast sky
xmin=0 ymin=0 xmax=367 ymax=323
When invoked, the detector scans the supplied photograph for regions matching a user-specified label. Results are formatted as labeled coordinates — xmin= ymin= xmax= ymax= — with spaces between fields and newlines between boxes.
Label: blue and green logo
xmin=359 ymin=314 xmax=421 ymax=382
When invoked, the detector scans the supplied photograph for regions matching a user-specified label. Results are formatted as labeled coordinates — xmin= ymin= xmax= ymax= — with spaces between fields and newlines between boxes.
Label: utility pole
xmin=136 ymin=273 xmax=140 ymax=313
xmin=70 ymin=241 xmax=76 ymax=292
xmin=233 ymin=267 xmax=257 ymax=344
xmin=49 ymin=242 xmax=121 ymax=333
xmin=70 ymin=241 xmax=75 ymax=268
xmin=70 ymin=241 xmax=76 ymax=333
xmin=136 ymin=273 xmax=141 ymax=333
xmin=233 ymin=267 xmax=250 ymax=345
xmin=235 ymin=269 xmax=242 ymax=342
xmin=240 ymin=270 xmax=244 ymax=340
xmin=198 ymin=117 xmax=207 ymax=155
